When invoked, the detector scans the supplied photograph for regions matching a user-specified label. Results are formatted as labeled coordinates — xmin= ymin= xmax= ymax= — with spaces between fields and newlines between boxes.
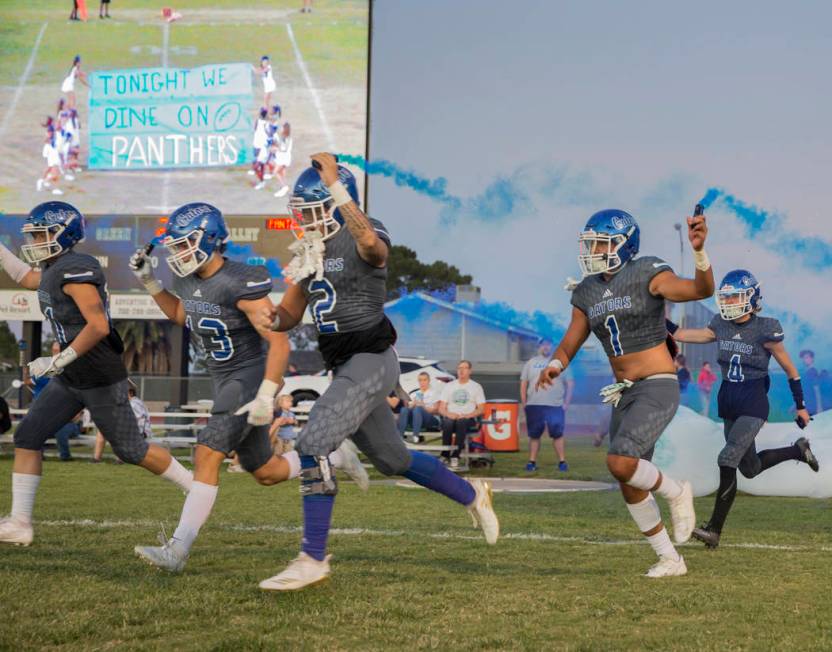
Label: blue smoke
xmin=225 ymin=241 xmax=284 ymax=279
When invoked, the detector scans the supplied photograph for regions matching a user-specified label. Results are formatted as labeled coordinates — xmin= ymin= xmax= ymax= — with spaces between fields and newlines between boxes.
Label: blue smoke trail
xmin=225 ymin=241 xmax=284 ymax=279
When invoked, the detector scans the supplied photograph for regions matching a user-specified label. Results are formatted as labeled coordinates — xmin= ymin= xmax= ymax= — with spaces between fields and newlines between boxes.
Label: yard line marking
xmin=285 ymin=22 xmax=336 ymax=151
xmin=0 ymin=22 xmax=48 ymax=138
xmin=36 ymin=519 xmax=832 ymax=553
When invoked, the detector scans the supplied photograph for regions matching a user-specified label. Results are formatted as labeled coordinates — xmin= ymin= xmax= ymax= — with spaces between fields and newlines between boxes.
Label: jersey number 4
xmin=604 ymin=315 xmax=624 ymax=356
xmin=309 ymin=278 xmax=339 ymax=334
xmin=186 ymin=315 xmax=234 ymax=361
xmin=727 ymin=353 xmax=745 ymax=382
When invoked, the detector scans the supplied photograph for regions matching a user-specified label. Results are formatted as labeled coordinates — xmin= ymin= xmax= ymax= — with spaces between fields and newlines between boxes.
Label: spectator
xmin=269 ymin=394 xmax=297 ymax=455
xmin=799 ymin=350 xmax=823 ymax=415
xmin=675 ymin=354 xmax=691 ymax=392
xmin=438 ymin=361 xmax=485 ymax=468
xmin=697 ymin=361 xmax=718 ymax=417
xmin=99 ymin=0 xmax=111 ymax=19
xmin=54 ymin=412 xmax=83 ymax=461
xmin=397 ymin=372 xmax=442 ymax=441
xmin=520 ymin=341 xmax=574 ymax=472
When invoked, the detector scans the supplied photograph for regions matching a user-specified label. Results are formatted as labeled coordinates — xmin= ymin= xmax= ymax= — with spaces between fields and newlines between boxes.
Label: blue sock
xmin=300 ymin=455 xmax=335 ymax=561
xmin=403 ymin=451 xmax=476 ymax=506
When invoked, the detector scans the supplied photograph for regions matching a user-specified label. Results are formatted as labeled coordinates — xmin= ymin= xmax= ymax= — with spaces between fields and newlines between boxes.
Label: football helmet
xmin=288 ymin=165 xmax=359 ymax=241
xmin=21 ymin=201 xmax=85 ymax=264
xmin=162 ymin=202 xmax=229 ymax=277
xmin=717 ymin=269 xmax=761 ymax=320
xmin=578 ymin=209 xmax=640 ymax=275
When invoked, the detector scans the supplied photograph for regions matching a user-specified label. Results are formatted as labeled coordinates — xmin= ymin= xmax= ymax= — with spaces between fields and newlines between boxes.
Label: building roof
xmin=385 ymin=292 xmax=542 ymax=340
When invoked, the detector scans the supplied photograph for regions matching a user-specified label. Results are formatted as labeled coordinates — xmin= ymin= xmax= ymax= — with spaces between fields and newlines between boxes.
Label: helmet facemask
xmin=578 ymin=228 xmax=632 ymax=275
xmin=21 ymin=222 xmax=66 ymax=264
xmin=288 ymin=196 xmax=341 ymax=241
xmin=163 ymin=229 xmax=209 ymax=277
xmin=717 ymin=286 xmax=757 ymax=321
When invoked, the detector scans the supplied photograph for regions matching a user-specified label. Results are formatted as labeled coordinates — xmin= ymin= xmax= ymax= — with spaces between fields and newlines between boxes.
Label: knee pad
xmin=300 ymin=456 xmax=338 ymax=496
xmin=625 ymin=493 xmax=662 ymax=533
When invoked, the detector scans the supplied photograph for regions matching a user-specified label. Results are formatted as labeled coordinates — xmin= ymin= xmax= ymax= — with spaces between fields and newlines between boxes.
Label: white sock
xmin=172 ymin=481 xmax=218 ymax=550
xmin=626 ymin=459 xmax=660 ymax=490
xmin=646 ymin=528 xmax=681 ymax=561
xmin=283 ymin=450 xmax=301 ymax=479
xmin=655 ymin=473 xmax=683 ymax=501
xmin=161 ymin=458 xmax=193 ymax=493
xmin=625 ymin=493 xmax=662 ymax=532
xmin=11 ymin=473 xmax=41 ymax=524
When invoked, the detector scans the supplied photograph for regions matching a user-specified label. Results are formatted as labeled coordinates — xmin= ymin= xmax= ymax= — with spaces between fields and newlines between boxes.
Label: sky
xmin=363 ymin=0 xmax=832 ymax=362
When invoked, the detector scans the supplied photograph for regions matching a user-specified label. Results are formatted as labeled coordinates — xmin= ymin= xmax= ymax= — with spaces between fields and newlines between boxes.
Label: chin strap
xmin=284 ymin=231 xmax=325 ymax=283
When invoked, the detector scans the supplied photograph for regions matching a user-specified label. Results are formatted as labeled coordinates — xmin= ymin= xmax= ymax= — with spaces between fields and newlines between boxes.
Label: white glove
xmin=563 ymin=276 xmax=581 ymax=292
xmin=599 ymin=379 xmax=634 ymax=408
xmin=283 ymin=231 xmax=325 ymax=283
xmin=235 ymin=379 xmax=280 ymax=426
xmin=28 ymin=346 xmax=78 ymax=378
xmin=129 ymin=248 xmax=163 ymax=295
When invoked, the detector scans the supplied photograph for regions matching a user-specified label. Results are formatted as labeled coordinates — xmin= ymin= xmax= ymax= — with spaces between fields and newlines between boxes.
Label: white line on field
xmin=35 ymin=519 xmax=832 ymax=553
xmin=0 ymin=22 xmax=48 ymax=139
xmin=285 ymin=22 xmax=336 ymax=151
xmin=160 ymin=22 xmax=172 ymax=211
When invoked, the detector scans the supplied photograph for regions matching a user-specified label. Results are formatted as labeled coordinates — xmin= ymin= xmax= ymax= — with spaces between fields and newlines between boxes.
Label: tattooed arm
xmin=311 ymin=152 xmax=389 ymax=268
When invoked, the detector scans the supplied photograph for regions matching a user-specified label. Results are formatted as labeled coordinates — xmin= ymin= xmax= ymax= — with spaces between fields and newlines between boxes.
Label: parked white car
xmin=281 ymin=357 xmax=456 ymax=405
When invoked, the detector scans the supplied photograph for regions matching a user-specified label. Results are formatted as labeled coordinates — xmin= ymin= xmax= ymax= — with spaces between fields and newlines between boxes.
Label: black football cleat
xmin=795 ymin=437 xmax=819 ymax=472
xmin=691 ymin=523 xmax=720 ymax=550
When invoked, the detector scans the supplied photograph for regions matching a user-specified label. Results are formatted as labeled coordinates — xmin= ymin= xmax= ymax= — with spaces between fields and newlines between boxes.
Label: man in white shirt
xmin=397 ymin=372 xmax=442 ymax=440
xmin=520 ymin=341 xmax=574 ymax=472
xmin=438 ymin=360 xmax=486 ymax=468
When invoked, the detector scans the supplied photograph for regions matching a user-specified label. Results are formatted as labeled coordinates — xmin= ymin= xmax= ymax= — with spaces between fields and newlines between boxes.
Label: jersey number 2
xmin=604 ymin=315 xmax=623 ymax=356
xmin=310 ymin=278 xmax=338 ymax=334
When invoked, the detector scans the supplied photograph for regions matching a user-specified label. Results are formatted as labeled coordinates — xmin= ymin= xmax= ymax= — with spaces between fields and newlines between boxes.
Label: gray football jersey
xmin=172 ymin=259 xmax=271 ymax=376
xmin=571 ymin=256 xmax=672 ymax=358
xmin=708 ymin=313 xmax=783 ymax=382
xmin=38 ymin=250 xmax=126 ymax=388
xmin=299 ymin=218 xmax=391 ymax=334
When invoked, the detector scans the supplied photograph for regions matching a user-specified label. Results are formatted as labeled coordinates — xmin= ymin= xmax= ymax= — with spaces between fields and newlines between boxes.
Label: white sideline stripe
xmin=35 ymin=519 xmax=832 ymax=553
xmin=285 ymin=22 xmax=336 ymax=151
xmin=0 ymin=22 xmax=48 ymax=138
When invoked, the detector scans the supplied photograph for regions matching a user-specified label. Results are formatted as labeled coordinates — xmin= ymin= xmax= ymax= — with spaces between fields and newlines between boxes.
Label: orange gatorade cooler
xmin=480 ymin=400 xmax=519 ymax=452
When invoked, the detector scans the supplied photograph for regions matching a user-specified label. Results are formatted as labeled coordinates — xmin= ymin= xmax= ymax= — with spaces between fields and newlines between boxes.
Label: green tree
xmin=385 ymin=245 xmax=473 ymax=300
xmin=116 ymin=320 xmax=172 ymax=375
xmin=0 ymin=321 xmax=19 ymax=368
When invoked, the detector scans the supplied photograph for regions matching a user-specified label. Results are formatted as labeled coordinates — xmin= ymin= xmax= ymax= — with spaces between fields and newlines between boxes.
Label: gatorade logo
xmin=483 ymin=409 xmax=512 ymax=441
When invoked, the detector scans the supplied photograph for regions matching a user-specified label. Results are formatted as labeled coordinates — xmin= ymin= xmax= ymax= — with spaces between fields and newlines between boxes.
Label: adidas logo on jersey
xmin=602 ymin=289 xmax=613 ymax=299
xmin=193 ymin=289 xmax=202 ymax=297
xmin=732 ymin=333 xmax=742 ymax=340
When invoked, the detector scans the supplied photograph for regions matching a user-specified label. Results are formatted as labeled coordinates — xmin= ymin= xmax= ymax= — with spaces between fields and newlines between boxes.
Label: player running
xmin=129 ymin=203 xmax=367 ymax=572
xmin=255 ymin=153 xmax=498 ymax=592
xmin=668 ymin=269 xmax=819 ymax=549
xmin=0 ymin=202 xmax=193 ymax=547
xmin=538 ymin=208 xmax=714 ymax=578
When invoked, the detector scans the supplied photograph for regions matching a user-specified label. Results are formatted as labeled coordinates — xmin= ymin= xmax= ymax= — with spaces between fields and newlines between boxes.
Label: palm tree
xmin=116 ymin=320 xmax=172 ymax=374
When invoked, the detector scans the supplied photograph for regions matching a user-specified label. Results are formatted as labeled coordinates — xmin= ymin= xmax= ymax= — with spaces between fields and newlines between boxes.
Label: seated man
xmin=438 ymin=360 xmax=485 ymax=468
xmin=398 ymin=371 xmax=442 ymax=440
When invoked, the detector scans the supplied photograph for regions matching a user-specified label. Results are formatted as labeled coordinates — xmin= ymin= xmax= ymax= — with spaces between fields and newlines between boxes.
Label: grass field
xmin=1 ymin=438 xmax=830 ymax=651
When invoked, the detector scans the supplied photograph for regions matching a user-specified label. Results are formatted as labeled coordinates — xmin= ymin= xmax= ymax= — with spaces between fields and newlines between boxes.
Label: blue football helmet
xmin=288 ymin=165 xmax=359 ymax=240
xmin=717 ymin=269 xmax=761 ymax=321
xmin=21 ymin=201 xmax=85 ymax=264
xmin=162 ymin=202 xmax=229 ymax=277
xmin=578 ymin=209 xmax=640 ymax=275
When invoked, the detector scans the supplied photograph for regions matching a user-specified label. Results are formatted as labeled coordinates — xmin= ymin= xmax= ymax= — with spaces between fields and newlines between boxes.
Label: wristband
xmin=788 ymin=377 xmax=805 ymax=410
xmin=693 ymin=249 xmax=710 ymax=272
xmin=144 ymin=279 xmax=164 ymax=296
xmin=327 ymin=180 xmax=352 ymax=208
xmin=54 ymin=346 xmax=78 ymax=370
xmin=0 ymin=242 xmax=32 ymax=283
xmin=547 ymin=358 xmax=564 ymax=371
xmin=665 ymin=318 xmax=679 ymax=335
xmin=257 ymin=378 xmax=280 ymax=400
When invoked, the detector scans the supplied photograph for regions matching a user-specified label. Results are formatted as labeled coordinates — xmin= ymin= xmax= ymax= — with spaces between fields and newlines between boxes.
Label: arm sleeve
xmin=369 ymin=218 xmax=392 ymax=248
xmin=763 ymin=319 xmax=785 ymax=343
xmin=237 ymin=264 xmax=273 ymax=301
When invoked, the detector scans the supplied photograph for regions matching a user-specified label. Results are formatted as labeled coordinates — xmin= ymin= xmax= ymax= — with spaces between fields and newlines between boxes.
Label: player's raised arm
xmin=310 ymin=152 xmax=388 ymax=267
xmin=649 ymin=211 xmax=714 ymax=302
xmin=537 ymin=307 xmax=591 ymax=390
xmin=665 ymin=319 xmax=716 ymax=344
xmin=129 ymin=248 xmax=186 ymax=325
xmin=0 ymin=241 xmax=41 ymax=290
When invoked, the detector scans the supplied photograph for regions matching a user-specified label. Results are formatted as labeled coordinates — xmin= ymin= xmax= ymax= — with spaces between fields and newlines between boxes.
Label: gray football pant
xmin=719 ymin=416 xmax=766 ymax=477
xmin=296 ymin=347 xmax=412 ymax=476
xmin=608 ymin=376 xmax=680 ymax=460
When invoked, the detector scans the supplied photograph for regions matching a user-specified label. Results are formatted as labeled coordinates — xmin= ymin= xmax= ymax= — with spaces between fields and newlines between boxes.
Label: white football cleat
xmin=0 ymin=516 xmax=33 ymax=546
xmin=335 ymin=439 xmax=369 ymax=492
xmin=667 ymin=480 xmax=695 ymax=543
xmin=134 ymin=535 xmax=189 ymax=573
xmin=274 ymin=185 xmax=289 ymax=198
xmin=467 ymin=478 xmax=499 ymax=545
xmin=51 ymin=188 xmax=63 ymax=195
xmin=645 ymin=554 xmax=687 ymax=578
xmin=259 ymin=552 xmax=331 ymax=591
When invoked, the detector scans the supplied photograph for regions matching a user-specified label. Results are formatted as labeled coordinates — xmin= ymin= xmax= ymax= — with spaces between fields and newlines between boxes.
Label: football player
xmin=129 ymin=202 xmax=368 ymax=572
xmin=538 ymin=208 xmax=714 ymax=578
xmin=0 ymin=202 xmax=193 ymax=547
xmin=255 ymin=153 xmax=499 ymax=591
xmin=668 ymin=270 xmax=819 ymax=548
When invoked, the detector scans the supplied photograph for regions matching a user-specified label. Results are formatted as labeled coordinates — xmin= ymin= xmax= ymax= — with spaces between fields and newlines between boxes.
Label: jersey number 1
xmin=604 ymin=315 xmax=623 ymax=356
